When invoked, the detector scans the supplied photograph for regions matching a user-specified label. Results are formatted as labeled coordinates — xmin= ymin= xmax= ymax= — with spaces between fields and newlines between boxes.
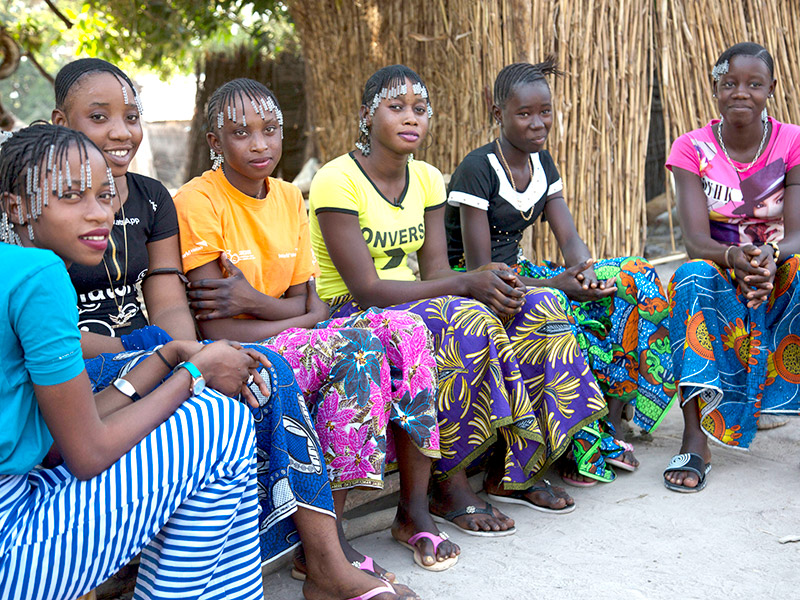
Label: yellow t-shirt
xmin=309 ymin=153 xmax=446 ymax=301
xmin=174 ymin=168 xmax=317 ymax=300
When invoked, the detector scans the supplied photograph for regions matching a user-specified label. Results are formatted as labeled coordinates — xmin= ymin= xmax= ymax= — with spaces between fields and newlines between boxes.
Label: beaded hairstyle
xmin=54 ymin=58 xmax=144 ymax=115
xmin=356 ymin=65 xmax=433 ymax=156
xmin=0 ymin=123 xmax=113 ymax=244
xmin=711 ymin=42 xmax=774 ymax=82
xmin=205 ymin=78 xmax=284 ymax=170
xmin=493 ymin=56 xmax=562 ymax=109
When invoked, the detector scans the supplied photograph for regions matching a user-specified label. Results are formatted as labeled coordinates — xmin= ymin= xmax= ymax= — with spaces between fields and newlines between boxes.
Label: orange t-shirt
xmin=174 ymin=168 xmax=317 ymax=299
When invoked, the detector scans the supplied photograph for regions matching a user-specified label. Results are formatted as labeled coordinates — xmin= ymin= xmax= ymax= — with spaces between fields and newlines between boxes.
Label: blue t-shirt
xmin=0 ymin=243 xmax=84 ymax=474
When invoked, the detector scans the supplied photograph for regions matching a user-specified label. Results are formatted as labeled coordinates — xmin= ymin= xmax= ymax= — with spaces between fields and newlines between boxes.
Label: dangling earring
xmin=408 ymin=154 xmax=414 ymax=163
xmin=355 ymin=116 xmax=371 ymax=157
xmin=761 ymin=107 xmax=768 ymax=123
xmin=210 ymin=148 xmax=224 ymax=171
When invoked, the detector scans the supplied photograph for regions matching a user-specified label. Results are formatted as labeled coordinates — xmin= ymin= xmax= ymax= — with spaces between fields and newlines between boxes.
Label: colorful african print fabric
xmin=84 ymin=339 xmax=335 ymax=566
xmin=263 ymin=308 xmax=439 ymax=490
xmin=668 ymin=256 xmax=800 ymax=449
xmin=516 ymin=256 xmax=676 ymax=433
xmin=329 ymin=289 xmax=606 ymax=490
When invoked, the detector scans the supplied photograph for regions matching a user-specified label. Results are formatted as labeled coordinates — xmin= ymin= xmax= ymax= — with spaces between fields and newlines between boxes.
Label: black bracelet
xmin=154 ymin=347 xmax=175 ymax=370
xmin=142 ymin=268 xmax=190 ymax=285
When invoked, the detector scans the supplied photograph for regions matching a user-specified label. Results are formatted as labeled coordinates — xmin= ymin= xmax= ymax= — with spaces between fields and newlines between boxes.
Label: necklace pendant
xmin=110 ymin=306 xmax=134 ymax=329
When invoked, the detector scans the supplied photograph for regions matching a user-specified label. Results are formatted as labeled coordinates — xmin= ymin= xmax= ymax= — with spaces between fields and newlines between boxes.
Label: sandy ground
xmin=260 ymin=259 xmax=800 ymax=600
xmin=261 ymin=407 xmax=800 ymax=600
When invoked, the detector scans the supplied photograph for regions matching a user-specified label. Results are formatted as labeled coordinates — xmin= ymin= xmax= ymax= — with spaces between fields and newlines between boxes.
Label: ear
xmin=359 ymin=105 xmax=370 ymax=128
xmin=206 ymin=131 xmax=222 ymax=154
xmin=52 ymin=108 xmax=68 ymax=127
xmin=2 ymin=192 xmax=26 ymax=225
xmin=492 ymin=104 xmax=503 ymax=126
xmin=768 ymin=78 xmax=777 ymax=99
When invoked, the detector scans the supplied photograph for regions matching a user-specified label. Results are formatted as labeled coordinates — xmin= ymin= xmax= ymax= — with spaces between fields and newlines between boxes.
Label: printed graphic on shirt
xmin=691 ymin=138 xmax=786 ymax=244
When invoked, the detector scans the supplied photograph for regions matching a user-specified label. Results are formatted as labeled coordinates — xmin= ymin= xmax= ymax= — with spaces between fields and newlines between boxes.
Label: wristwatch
xmin=175 ymin=361 xmax=206 ymax=396
xmin=112 ymin=378 xmax=141 ymax=401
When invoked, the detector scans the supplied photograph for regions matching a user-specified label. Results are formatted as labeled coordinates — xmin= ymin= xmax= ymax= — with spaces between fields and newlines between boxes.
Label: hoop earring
xmin=420 ymin=130 xmax=435 ymax=153
xmin=355 ymin=116 xmax=371 ymax=156
xmin=210 ymin=148 xmax=224 ymax=171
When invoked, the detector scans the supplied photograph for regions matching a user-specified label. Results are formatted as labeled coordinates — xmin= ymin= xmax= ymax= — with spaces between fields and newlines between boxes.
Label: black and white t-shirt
xmin=69 ymin=172 xmax=179 ymax=336
xmin=445 ymin=142 xmax=562 ymax=267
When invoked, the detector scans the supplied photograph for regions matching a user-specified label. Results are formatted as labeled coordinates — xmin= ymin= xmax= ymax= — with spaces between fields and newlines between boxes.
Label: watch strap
xmin=176 ymin=361 xmax=202 ymax=379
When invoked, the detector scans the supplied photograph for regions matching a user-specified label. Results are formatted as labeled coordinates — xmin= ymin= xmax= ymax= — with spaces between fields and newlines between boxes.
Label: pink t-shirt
xmin=666 ymin=118 xmax=800 ymax=245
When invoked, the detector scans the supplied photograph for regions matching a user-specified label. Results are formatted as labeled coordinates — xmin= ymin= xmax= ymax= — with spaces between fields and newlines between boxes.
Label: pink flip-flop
xmin=396 ymin=531 xmax=458 ymax=572
xmin=292 ymin=554 xmax=393 ymax=582
xmin=560 ymin=473 xmax=598 ymax=487
xmin=346 ymin=583 xmax=396 ymax=600
xmin=605 ymin=439 xmax=638 ymax=472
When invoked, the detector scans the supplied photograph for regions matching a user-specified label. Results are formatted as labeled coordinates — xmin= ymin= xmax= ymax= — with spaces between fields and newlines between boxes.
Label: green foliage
xmin=0 ymin=56 xmax=55 ymax=124
xmin=2 ymin=0 xmax=294 ymax=79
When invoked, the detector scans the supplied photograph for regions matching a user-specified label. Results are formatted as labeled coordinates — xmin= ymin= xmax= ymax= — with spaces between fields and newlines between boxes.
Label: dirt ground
xmin=260 ymin=404 xmax=800 ymax=600
xmin=259 ymin=259 xmax=800 ymax=600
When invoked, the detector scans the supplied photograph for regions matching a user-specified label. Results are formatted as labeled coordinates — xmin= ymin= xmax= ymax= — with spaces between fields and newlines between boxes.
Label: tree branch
xmin=25 ymin=51 xmax=55 ymax=85
xmin=44 ymin=0 xmax=74 ymax=29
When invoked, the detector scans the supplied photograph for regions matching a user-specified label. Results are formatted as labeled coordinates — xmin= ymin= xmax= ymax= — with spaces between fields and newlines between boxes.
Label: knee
xmin=183 ymin=390 xmax=257 ymax=461
xmin=671 ymin=259 xmax=721 ymax=288
xmin=521 ymin=287 xmax=569 ymax=318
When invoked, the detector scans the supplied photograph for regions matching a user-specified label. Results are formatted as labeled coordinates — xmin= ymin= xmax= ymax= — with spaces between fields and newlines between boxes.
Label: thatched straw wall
xmin=656 ymin=1 xmax=800 ymax=248
xmin=288 ymin=0 xmax=654 ymax=261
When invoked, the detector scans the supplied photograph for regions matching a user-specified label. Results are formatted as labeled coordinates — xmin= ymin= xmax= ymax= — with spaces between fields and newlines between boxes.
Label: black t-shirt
xmin=445 ymin=142 xmax=562 ymax=267
xmin=69 ymin=172 xmax=179 ymax=336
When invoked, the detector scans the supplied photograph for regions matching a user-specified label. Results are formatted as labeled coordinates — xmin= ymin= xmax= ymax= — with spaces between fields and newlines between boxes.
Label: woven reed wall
xmin=288 ymin=0 xmax=654 ymax=261
xmin=656 ymin=0 xmax=800 ymax=246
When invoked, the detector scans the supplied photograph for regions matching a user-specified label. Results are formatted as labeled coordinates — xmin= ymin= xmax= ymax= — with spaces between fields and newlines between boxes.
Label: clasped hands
xmin=728 ymin=244 xmax=777 ymax=309
xmin=549 ymin=259 xmax=617 ymax=303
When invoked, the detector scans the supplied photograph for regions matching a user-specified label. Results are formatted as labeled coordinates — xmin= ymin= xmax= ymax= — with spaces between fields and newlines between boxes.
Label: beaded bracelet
xmin=766 ymin=241 xmax=781 ymax=263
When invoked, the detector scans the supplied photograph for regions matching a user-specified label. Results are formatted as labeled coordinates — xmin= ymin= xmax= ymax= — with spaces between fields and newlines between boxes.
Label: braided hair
xmin=493 ymin=56 xmax=562 ymax=109
xmin=205 ymin=78 xmax=283 ymax=135
xmin=356 ymin=65 xmax=433 ymax=154
xmin=713 ymin=42 xmax=774 ymax=79
xmin=0 ymin=123 xmax=110 ymax=244
xmin=54 ymin=58 xmax=143 ymax=114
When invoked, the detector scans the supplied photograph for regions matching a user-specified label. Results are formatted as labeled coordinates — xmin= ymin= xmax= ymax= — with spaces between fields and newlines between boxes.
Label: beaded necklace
xmin=494 ymin=139 xmax=536 ymax=220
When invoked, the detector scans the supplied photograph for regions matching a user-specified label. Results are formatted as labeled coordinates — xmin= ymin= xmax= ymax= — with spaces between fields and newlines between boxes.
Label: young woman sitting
xmin=664 ymin=42 xmax=800 ymax=492
xmin=51 ymin=58 xmax=195 ymax=357
xmin=445 ymin=59 xmax=676 ymax=482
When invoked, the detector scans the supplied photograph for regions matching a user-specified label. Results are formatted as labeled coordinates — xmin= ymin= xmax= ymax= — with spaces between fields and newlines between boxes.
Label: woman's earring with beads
xmin=355 ymin=116 xmax=371 ymax=156
xmin=210 ymin=148 xmax=224 ymax=171
xmin=762 ymin=107 xmax=768 ymax=123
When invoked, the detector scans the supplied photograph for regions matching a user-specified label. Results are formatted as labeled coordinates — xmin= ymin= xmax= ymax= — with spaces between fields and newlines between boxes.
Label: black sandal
xmin=430 ymin=502 xmax=516 ymax=537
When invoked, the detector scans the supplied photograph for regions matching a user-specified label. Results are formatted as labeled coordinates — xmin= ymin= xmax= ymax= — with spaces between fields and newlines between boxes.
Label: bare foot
xmin=605 ymin=398 xmax=640 ymax=469
xmin=485 ymin=479 xmax=574 ymax=510
xmin=391 ymin=501 xmax=460 ymax=567
xmin=303 ymin=563 xmax=419 ymax=600
xmin=293 ymin=545 xmax=396 ymax=583
xmin=429 ymin=471 xmax=515 ymax=534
